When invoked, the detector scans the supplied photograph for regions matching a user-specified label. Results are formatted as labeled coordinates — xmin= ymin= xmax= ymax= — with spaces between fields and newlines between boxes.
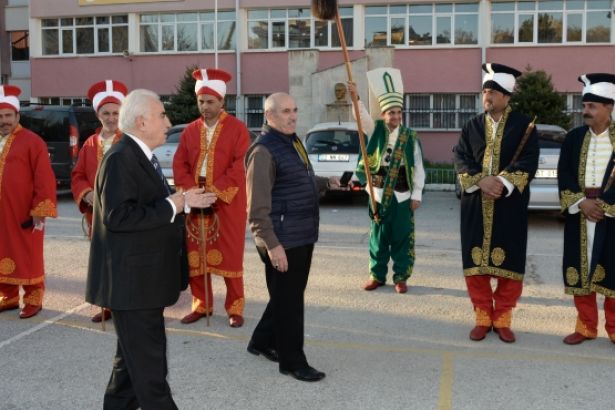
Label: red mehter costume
xmin=173 ymin=113 xmax=250 ymax=318
xmin=0 ymin=124 xmax=57 ymax=310
xmin=71 ymin=130 xmax=122 ymax=233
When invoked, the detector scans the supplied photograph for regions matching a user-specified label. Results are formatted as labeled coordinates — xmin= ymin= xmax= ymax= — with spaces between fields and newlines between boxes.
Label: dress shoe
xmin=363 ymin=279 xmax=384 ymax=291
xmin=0 ymin=303 xmax=19 ymax=313
xmin=494 ymin=327 xmax=516 ymax=343
xmin=180 ymin=311 xmax=211 ymax=324
xmin=91 ymin=309 xmax=112 ymax=323
xmin=469 ymin=325 xmax=491 ymax=341
xmin=280 ymin=366 xmax=325 ymax=382
xmin=19 ymin=305 xmax=42 ymax=319
xmin=563 ymin=332 xmax=593 ymax=345
xmin=394 ymin=282 xmax=408 ymax=294
xmin=229 ymin=315 xmax=244 ymax=328
xmin=247 ymin=342 xmax=279 ymax=362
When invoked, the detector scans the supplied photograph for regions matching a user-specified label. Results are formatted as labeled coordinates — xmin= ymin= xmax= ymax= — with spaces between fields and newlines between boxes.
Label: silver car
xmin=304 ymin=122 xmax=363 ymax=194
xmin=454 ymin=123 xmax=567 ymax=210
xmin=153 ymin=124 xmax=186 ymax=187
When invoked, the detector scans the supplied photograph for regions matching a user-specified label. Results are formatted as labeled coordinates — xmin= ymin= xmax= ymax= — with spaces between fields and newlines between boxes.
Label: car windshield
xmin=305 ymin=130 xmax=359 ymax=154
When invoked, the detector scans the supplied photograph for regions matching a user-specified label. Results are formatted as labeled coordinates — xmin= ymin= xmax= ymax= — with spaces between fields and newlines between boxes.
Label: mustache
xmin=583 ymin=114 xmax=593 ymax=119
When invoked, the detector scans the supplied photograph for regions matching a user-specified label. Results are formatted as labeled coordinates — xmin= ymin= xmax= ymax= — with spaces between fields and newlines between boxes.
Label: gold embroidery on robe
xmin=499 ymin=170 xmax=529 ymax=193
xmin=31 ymin=199 xmax=57 ymax=218
xmin=0 ymin=128 xmax=18 ymax=203
xmin=593 ymin=264 xmax=606 ymax=283
xmin=479 ymin=107 xmax=510 ymax=268
xmin=471 ymin=247 xmax=482 ymax=266
xmin=591 ymin=283 xmax=615 ymax=298
xmin=559 ymin=189 xmax=585 ymax=212
xmin=463 ymin=266 xmax=523 ymax=281
xmin=0 ymin=258 xmax=16 ymax=275
xmin=188 ymin=251 xmax=200 ymax=268
xmin=565 ymin=267 xmax=579 ymax=286
xmin=206 ymin=249 xmax=223 ymax=266
xmin=491 ymin=247 xmax=506 ymax=267
xmin=458 ymin=173 xmax=482 ymax=191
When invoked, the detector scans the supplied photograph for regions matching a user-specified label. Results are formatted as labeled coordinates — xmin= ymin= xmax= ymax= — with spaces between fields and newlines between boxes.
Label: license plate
xmin=318 ymin=154 xmax=349 ymax=162
xmin=535 ymin=169 xmax=557 ymax=178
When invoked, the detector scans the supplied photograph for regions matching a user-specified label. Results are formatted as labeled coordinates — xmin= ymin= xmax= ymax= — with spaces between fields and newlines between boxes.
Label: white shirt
xmin=125 ymin=133 xmax=179 ymax=222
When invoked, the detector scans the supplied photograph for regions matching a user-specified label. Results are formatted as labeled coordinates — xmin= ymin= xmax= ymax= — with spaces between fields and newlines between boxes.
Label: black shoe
xmin=247 ymin=342 xmax=279 ymax=363
xmin=280 ymin=366 xmax=326 ymax=382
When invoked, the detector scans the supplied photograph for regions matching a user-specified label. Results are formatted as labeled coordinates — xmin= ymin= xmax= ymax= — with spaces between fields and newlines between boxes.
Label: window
xmin=365 ymin=3 xmax=479 ymax=48
xmin=38 ymin=97 xmax=86 ymax=106
xmin=41 ymin=15 xmax=128 ymax=55
xmin=491 ymin=0 xmax=612 ymax=44
xmin=405 ymin=93 xmax=479 ymax=130
xmin=10 ymin=31 xmax=29 ymax=61
xmin=566 ymin=93 xmax=584 ymax=128
xmin=140 ymin=10 xmax=236 ymax=53
xmin=224 ymin=95 xmax=236 ymax=116
xmin=248 ymin=7 xmax=353 ymax=50
xmin=245 ymin=95 xmax=267 ymax=130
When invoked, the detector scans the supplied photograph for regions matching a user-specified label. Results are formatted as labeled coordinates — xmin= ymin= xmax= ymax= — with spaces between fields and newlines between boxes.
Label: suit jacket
xmin=85 ymin=135 xmax=188 ymax=310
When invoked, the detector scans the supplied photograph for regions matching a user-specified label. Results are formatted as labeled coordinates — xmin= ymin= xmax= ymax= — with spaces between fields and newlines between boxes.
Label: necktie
xmin=151 ymin=154 xmax=171 ymax=194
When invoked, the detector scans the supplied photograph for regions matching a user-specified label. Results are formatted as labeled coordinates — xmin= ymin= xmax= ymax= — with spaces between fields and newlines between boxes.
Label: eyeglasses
xmin=384 ymin=147 xmax=393 ymax=163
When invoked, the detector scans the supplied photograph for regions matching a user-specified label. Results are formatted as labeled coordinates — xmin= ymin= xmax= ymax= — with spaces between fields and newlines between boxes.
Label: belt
xmin=371 ymin=166 xmax=409 ymax=193
xmin=584 ymin=187 xmax=601 ymax=199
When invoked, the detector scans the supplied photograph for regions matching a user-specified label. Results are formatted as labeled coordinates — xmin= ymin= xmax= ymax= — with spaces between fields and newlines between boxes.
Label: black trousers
xmin=103 ymin=308 xmax=177 ymax=410
xmin=250 ymin=244 xmax=314 ymax=372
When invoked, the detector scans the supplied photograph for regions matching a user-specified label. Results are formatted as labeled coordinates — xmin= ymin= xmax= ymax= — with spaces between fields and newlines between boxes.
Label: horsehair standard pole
xmin=199 ymin=209 xmax=210 ymax=327
xmin=312 ymin=0 xmax=380 ymax=222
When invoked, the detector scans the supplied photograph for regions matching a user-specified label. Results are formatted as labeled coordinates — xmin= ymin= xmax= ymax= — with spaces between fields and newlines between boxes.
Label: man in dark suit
xmin=86 ymin=89 xmax=217 ymax=409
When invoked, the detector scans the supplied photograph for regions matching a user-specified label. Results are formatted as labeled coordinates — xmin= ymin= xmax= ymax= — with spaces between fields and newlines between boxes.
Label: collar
xmin=264 ymin=124 xmax=297 ymax=141
xmin=125 ymin=132 xmax=154 ymax=160
xmin=589 ymin=127 xmax=609 ymax=139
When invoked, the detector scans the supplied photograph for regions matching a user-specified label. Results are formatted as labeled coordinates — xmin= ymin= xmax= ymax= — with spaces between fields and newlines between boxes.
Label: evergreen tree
xmin=165 ymin=65 xmax=199 ymax=125
xmin=510 ymin=66 xmax=571 ymax=129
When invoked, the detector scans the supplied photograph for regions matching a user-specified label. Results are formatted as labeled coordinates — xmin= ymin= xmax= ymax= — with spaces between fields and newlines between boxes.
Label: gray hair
xmin=119 ymin=89 xmax=160 ymax=133
xmin=264 ymin=92 xmax=292 ymax=114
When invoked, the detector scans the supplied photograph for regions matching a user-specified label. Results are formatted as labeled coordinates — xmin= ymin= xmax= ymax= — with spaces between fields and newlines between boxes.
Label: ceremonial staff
xmin=198 ymin=207 xmax=211 ymax=327
xmin=507 ymin=116 xmax=537 ymax=167
xmin=312 ymin=0 xmax=379 ymax=222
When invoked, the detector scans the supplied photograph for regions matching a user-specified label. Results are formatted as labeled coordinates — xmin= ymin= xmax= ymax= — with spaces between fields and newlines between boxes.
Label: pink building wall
xmin=487 ymin=46 xmax=615 ymax=91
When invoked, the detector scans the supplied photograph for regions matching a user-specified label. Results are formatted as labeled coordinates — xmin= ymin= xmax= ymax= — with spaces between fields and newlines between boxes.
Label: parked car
xmin=19 ymin=105 xmax=100 ymax=188
xmin=304 ymin=122 xmax=363 ymax=194
xmin=153 ymin=124 xmax=186 ymax=187
xmin=454 ymin=124 xmax=567 ymax=210
xmin=153 ymin=124 xmax=259 ymax=187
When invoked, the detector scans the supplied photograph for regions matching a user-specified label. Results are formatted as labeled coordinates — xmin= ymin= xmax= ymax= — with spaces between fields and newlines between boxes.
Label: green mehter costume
xmin=355 ymin=67 xmax=425 ymax=286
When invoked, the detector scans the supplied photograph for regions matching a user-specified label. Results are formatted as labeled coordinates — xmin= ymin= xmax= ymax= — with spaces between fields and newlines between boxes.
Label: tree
xmin=510 ymin=66 xmax=571 ymax=129
xmin=165 ymin=65 xmax=199 ymax=125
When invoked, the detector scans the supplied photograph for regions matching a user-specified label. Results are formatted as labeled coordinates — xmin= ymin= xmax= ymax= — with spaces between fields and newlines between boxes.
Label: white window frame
xmin=405 ymin=93 xmax=479 ymax=131
xmin=491 ymin=0 xmax=613 ymax=45
xmin=364 ymin=3 xmax=479 ymax=48
xmin=41 ymin=15 xmax=128 ymax=56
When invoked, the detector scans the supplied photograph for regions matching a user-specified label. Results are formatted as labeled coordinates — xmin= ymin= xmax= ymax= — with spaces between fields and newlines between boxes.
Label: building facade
xmin=3 ymin=0 xmax=614 ymax=161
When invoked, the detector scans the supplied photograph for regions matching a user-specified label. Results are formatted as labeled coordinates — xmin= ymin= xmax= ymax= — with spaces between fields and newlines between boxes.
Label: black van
xmin=19 ymin=105 xmax=100 ymax=188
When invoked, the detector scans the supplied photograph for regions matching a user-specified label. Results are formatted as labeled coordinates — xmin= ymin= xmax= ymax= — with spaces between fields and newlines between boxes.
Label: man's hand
xmin=327 ymin=176 xmax=349 ymax=191
xmin=411 ymin=200 xmax=421 ymax=211
xmin=169 ymin=192 xmax=185 ymax=211
xmin=347 ymin=81 xmax=358 ymax=99
xmin=84 ymin=191 xmax=94 ymax=206
xmin=185 ymin=188 xmax=217 ymax=209
xmin=267 ymin=245 xmax=288 ymax=273
xmin=579 ymin=199 xmax=605 ymax=222
xmin=478 ymin=176 xmax=504 ymax=199
xmin=33 ymin=216 xmax=45 ymax=232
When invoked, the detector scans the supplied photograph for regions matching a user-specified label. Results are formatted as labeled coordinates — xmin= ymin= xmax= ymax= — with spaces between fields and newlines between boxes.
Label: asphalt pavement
xmin=1 ymin=191 xmax=614 ymax=410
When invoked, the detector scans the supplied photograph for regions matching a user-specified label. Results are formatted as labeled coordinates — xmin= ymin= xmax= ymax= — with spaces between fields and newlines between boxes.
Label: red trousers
xmin=573 ymin=293 xmax=615 ymax=340
xmin=189 ymin=274 xmax=244 ymax=317
xmin=0 ymin=282 xmax=45 ymax=308
xmin=465 ymin=275 xmax=523 ymax=328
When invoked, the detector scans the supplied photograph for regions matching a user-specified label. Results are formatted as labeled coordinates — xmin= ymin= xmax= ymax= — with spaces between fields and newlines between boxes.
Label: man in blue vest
xmin=349 ymin=68 xmax=425 ymax=294
xmin=245 ymin=92 xmax=340 ymax=382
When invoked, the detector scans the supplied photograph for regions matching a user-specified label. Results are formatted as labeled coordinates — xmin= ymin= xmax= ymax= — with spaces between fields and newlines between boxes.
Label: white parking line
xmin=0 ymin=302 xmax=89 ymax=350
